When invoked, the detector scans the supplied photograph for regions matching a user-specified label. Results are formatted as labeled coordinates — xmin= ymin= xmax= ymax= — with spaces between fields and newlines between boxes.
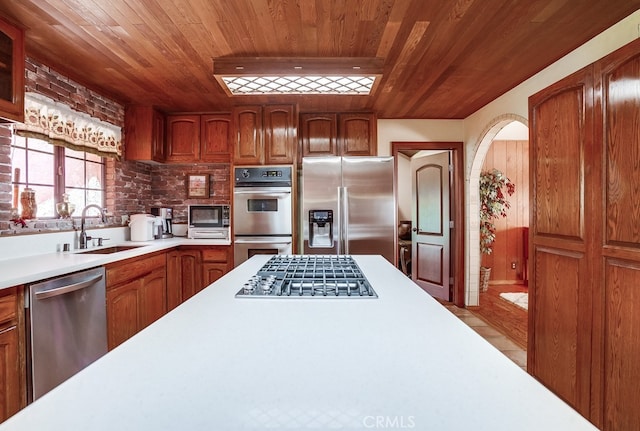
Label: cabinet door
xmin=529 ymin=66 xmax=595 ymax=420
xmin=166 ymin=115 xmax=201 ymax=162
xmin=180 ymin=250 xmax=202 ymax=302
xmin=152 ymin=109 xmax=166 ymax=161
xmin=300 ymin=113 xmax=338 ymax=158
xmin=338 ymin=113 xmax=377 ymax=156
xmin=166 ymin=250 xmax=182 ymax=311
xmin=124 ymin=106 xmax=165 ymax=162
xmin=201 ymin=246 xmax=232 ymax=287
xmin=0 ymin=17 xmax=24 ymax=122
xmin=595 ymin=40 xmax=640 ymax=431
xmin=264 ymin=105 xmax=296 ymax=164
xmin=202 ymin=263 xmax=228 ymax=287
xmin=139 ymin=267 xmax=166 ymax=329
xmin=232 ymin=105 xmax=263 ymax=164
xmin=0 ymin=325 xmax=21 ymax=422
xmin=106 ymin=278 xmax=141 ymax=350
xmin=201 ymin=113 xmax=231 ymax=162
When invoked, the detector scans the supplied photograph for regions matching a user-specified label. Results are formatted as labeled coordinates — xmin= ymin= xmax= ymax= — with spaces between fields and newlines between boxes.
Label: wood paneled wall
xmin=481 ymin=139 xmax=530 ymax=282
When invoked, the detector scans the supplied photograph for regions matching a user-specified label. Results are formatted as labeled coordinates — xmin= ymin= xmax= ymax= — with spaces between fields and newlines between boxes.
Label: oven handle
xmin=233 ymin=190 xmax=291 ymax=196
xmin=234 ymin=238 xmax=293 ymax=244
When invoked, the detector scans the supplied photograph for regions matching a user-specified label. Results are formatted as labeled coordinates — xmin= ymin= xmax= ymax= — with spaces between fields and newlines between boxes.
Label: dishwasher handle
xmin=34 ymin=273 xmax=104 ymax=300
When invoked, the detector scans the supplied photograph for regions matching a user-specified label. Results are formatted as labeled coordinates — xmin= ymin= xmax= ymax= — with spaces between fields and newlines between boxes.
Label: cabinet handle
xmin=0 ymin=325 xmax=16 ymax=335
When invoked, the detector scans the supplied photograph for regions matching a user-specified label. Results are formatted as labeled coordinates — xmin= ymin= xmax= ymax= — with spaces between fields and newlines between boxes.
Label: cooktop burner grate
xmin=236 ymin=255 xmax=377 ymax=298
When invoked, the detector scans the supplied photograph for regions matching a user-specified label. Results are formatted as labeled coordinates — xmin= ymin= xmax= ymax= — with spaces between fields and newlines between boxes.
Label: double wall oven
xmin=233 ymin=166 xmax=293 ymax=266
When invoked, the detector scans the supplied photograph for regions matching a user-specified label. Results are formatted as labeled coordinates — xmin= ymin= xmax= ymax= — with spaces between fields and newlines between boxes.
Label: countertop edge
xmin=0 ymin=238 xmax=232 ymax=289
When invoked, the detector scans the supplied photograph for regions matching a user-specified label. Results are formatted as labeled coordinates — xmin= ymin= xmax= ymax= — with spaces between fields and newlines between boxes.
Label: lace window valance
xmin=12 ymin=92 xmax=122 ymax=159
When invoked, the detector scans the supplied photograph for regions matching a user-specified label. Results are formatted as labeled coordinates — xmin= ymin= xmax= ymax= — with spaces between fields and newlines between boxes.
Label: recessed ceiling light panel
xmin=214 ymin=57 xmax=383 ymax=96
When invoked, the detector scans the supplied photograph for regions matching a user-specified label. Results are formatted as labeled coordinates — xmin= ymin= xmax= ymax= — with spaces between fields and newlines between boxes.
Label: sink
xmin=77 ymin=245 xmax=144 ymax=254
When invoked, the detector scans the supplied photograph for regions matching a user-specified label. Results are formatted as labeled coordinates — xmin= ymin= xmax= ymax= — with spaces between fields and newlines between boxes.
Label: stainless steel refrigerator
xmin=302 ymin=156 xmax=396 ymax=263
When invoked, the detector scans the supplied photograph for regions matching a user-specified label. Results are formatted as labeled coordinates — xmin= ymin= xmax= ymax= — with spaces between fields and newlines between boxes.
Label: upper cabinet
xmin=201 ymin=114 xmax=232 ymax=163
xmin=300 ymin=113 xmax=338 ymax=157
xmin=233 ymin=104 xmax=297 ymax=165
xmin=0 ymin=17 xmax=25 ymax=123
xmin=300 ymin=112 xmax=377 ymax=160
xmin=338 ymin=113 xmax=377 ymax=156
xmin=232 ymin=105 xmax=262 ymax=165
xmin=166 ymin=113 xmax=231 ymax=163
xmin=165 ymin=114 xmax=201 ymax=162
xmin=124 ymin=105 xmax=165 ymax=162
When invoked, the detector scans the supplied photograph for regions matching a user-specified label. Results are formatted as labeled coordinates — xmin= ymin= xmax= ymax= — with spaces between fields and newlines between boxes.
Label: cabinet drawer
xmin=201 ymin=248 xmax=229 ymax=263
xmin=106 ymin=253 xmax=166 ymax=287
xmin=0 ymin=287 xmax=18 ymax=326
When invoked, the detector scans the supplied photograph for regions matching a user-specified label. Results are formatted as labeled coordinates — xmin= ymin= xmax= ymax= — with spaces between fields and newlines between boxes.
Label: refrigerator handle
xmin=342 ymin=186 xmax=349 ymax=255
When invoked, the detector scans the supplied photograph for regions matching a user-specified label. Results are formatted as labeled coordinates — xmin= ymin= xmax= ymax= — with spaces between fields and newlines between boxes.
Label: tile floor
xmin=444 ymin=303 xmax=527 ymax=371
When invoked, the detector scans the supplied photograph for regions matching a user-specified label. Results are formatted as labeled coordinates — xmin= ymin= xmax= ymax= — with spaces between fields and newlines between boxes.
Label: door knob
xmin=412 ymin=227 xmax=418 ymax=232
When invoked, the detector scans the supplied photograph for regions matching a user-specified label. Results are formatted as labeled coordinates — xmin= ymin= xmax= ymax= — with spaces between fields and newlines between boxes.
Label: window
xmin=10 ymin=134 xmax=105 ymax=218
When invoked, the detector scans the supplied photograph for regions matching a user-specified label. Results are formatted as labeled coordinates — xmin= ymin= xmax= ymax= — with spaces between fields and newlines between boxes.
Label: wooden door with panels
xmin=411 ymin=151 xmax=451 ymax=301
xmin=529 ymin=37 xmax=640 ymax=430
xmin=528 ymin=65 xmax=595 ymax=420
xmin=593 ymin=40 xmax=640 ymax=431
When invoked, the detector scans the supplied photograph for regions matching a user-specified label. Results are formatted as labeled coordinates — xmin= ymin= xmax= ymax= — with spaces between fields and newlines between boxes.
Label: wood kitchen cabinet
xmin=166 ymin=248 xmax=202 ymax=311
xmin=338 ymin=113 xmax=377 ymax=156
xmin=0 ymin=286 xmax=25 ymax=423
xmin=201 ymin=113 xmax=232 ymax=162
xmin=124 ymin=105 xmax=165 ymax=162
xmin=299 ymin=112 xmax=376 ymax=160
xmin=201 ymin=246 xmax=233 ymax=286
xmin=0 ymin=17 xmax=24 ymax=123
xmin=529 ymin=37 xmax=640 ymax=430
xmin=300 ymin=113 xmax=338 ymax=157
xmin=165 ymin=114 xmax=201 ymax=162
xmin=167 ymin=246 xmax=232 ymax=310
xmin=233 ymin=104 xmax=297 ymax=165
xmin=106 ymin=253 xmax=167 ymax=350
xmin=165 ymin=113 xmax=231 ymax=163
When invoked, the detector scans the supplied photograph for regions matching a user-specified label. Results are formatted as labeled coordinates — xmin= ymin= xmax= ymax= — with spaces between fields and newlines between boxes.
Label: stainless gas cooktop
xmin=236 ymin=255 xmax=377 ymax=298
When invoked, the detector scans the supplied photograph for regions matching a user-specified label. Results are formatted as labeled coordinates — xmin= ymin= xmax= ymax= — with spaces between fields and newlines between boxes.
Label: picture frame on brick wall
xmin=187 ymin=174 xmax=209 ymax=198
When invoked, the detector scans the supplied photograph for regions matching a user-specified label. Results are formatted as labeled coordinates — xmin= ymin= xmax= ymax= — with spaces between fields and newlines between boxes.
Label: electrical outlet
xmin=511 ymin=262 xmax=517 ymax=269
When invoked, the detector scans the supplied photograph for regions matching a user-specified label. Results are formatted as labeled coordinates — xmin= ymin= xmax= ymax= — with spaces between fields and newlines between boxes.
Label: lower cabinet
xmin=0 ymin=286 xmax=25 ymax=423
xmin=106 ymin=253 xmax=167 ymax=350
xmin=202 ymin=247 xmax=233 ymax=285
xmin=167 ymin=248 xmax=202 ymax=311
xmin=167 ymin=246 xmax=232 ymax=311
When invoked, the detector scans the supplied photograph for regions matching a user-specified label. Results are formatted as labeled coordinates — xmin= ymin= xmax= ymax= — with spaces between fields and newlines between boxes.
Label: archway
xmin=466 ymin=114 xmax=528 ymax=306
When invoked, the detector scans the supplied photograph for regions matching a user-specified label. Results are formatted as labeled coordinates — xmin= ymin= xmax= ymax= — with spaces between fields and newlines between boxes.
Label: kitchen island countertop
xmin=0 ymin=255 xmax=597 ymax=430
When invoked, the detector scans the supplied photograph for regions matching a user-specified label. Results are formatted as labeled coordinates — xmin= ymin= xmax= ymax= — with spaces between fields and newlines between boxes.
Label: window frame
xmin=10 ymin=134 xmax=106 ymax=219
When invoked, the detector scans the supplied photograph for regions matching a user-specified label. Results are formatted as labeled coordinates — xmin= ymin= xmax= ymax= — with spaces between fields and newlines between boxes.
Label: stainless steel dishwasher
xmin=26 ymin=266 xmax=108 ymax=401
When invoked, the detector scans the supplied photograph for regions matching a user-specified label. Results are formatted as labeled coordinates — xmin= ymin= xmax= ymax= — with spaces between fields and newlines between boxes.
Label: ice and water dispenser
xmin=308 ymin=210 xmax=334 ymax=248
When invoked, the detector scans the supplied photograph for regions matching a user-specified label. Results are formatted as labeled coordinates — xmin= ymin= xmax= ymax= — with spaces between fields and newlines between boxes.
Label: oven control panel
xmin=234 ymin=166 xmax=292 ymax=187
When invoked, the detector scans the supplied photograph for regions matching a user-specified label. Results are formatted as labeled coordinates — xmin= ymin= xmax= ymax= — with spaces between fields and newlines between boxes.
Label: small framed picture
xmin=187 ymin=174 xmax=209 ymax=198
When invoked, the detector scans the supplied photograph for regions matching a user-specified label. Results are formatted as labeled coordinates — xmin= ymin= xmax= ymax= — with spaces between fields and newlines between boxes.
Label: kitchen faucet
xmin=79 ymin=204 xmax=106 ymax=249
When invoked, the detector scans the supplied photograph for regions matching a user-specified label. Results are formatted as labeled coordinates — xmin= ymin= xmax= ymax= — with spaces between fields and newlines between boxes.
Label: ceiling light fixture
xmin=213 ymin=57 xmax=383 ymax=96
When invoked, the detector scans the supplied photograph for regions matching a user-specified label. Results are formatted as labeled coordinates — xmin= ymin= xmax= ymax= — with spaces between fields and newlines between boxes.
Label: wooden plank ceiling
xmin=0 ymin=0 xmax=638 ymax=119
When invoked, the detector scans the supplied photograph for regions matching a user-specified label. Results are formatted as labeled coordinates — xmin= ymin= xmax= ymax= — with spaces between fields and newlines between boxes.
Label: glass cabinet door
xmin=0 ymin=17 xmax=24 ymax=122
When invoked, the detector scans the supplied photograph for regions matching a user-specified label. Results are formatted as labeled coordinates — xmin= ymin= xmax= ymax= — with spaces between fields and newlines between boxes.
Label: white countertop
xmin=0 ymin=237 xmax=231 ymax=289
xmin=0 ymin=255 xmax=597 ymax=430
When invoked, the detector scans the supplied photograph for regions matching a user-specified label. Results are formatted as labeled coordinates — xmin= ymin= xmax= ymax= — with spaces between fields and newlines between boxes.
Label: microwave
xmin=188 ymin=205 xmax=230 ymax=239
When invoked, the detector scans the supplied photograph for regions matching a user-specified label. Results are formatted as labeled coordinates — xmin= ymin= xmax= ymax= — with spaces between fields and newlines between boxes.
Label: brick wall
xmin=150 ymin=164 xmax=231 ymax=223
xmin=0 ymin=126 xmax=11 ymax=230
xmin=25 ymin=58 xmax=124 ymax=125
xmin=1 ymin=57 xmax=233 ymax=232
